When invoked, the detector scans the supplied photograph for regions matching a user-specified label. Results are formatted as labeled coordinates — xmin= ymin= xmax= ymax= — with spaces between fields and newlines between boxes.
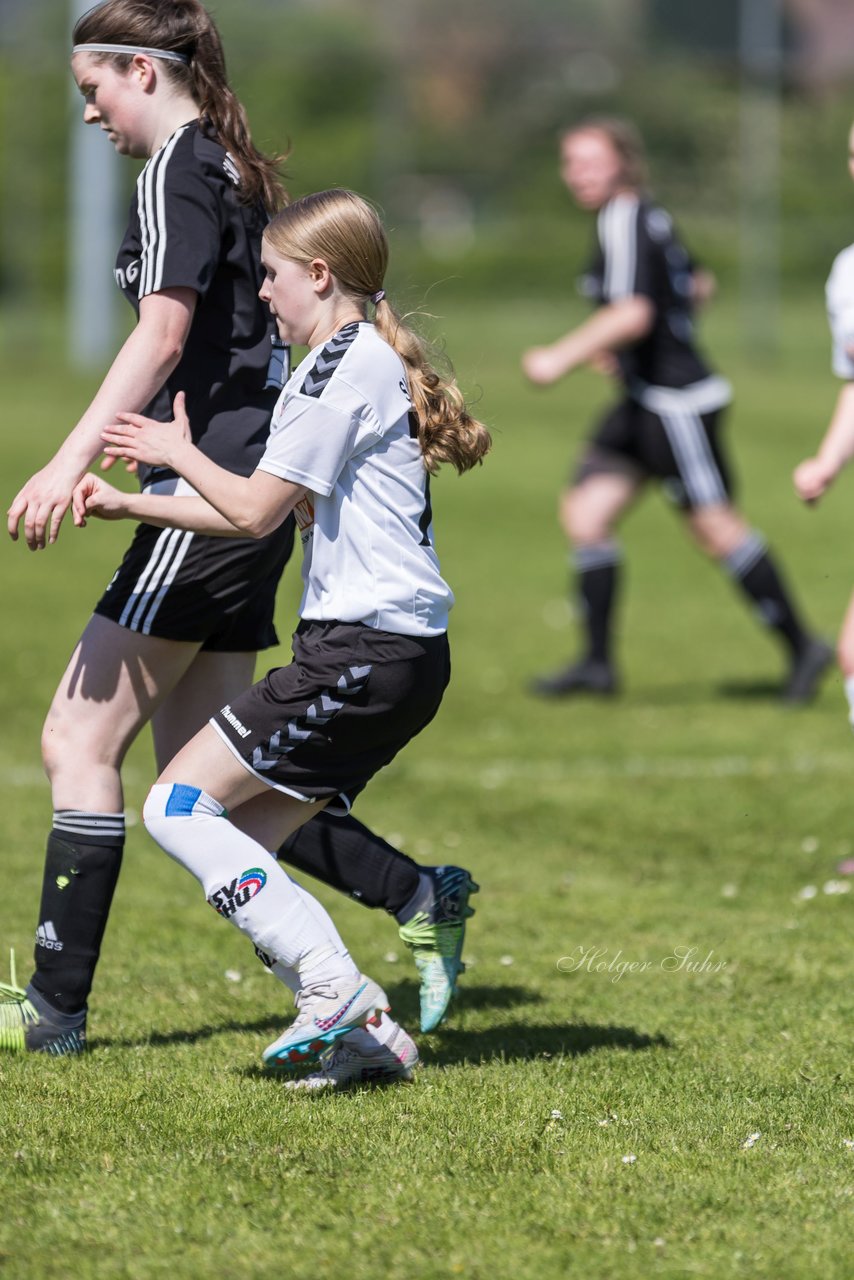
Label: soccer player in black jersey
xmin=523 ymin=117 xmax=831 ymax=702
xmin=1 ymin=0 xmax=475 ymax=1056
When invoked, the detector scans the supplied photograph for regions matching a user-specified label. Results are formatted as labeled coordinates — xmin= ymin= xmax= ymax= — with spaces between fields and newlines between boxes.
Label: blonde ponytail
xmin=373 ymin=301 xmax=491 ymax=475
xmin=265 ymin=189 xmax=492 ymax=475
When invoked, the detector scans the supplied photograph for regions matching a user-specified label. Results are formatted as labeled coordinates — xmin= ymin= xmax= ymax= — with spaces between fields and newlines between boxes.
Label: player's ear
xmin=130 ymin=53 xmax=157 ymax=91
xmin=308 ymin=258 xmax=333 ymax=293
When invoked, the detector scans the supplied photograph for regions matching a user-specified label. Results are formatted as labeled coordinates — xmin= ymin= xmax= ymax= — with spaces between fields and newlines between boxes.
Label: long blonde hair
xmin=264 ymin=189 xmax=491 ymax=475
xmin=73 ymin=0 xmax=287 ymax=212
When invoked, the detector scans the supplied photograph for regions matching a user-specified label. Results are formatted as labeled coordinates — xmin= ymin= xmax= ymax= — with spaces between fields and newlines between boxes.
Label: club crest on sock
xmin=208 ymin=868 xmax=268 ymax=918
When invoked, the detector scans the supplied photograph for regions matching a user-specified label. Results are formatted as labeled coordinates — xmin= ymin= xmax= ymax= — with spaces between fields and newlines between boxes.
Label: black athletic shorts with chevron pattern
xmin=94 ymin=516 xmax=295 ymax=651
xmin=574 ymin=400 xmax=733 ymax=511
xmin=209 ymin=618 xmax=450 ymax=815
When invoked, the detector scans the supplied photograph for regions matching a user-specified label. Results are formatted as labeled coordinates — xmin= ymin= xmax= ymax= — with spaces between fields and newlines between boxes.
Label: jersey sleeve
xmin=256 ymin=395 xmax=378 ymax=496
xmin=826 ymin=247 xmax=854 ymax=380
xmin=136 ymin=140 xmax=222 ymax=300
xmin=577 ymin=237 xmax=605 ymax=302
xmin=597 ymin=196 xmax=656 ymax=301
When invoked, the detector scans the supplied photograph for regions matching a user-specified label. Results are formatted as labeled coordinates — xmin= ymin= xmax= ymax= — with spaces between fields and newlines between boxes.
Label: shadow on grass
xmin=421 ymin=1021 xmax=670 ymax=1066
xmin=529 ymin=678 xmax=806 ymax=709
xmin=94 ymin=983 xmax=537 ymax=1051
xmin=239 ymin=1022 xmax=669 ymax=1086
xmin=96 ymin=1015 xmax=286 ymax=1050
xmin=380 ymin=979 xmax=537 ymax=1027
xmin=625 ymin=678 xmax=784 ymax=707
xmin=714 ymin=678 xmax=787 ymax=701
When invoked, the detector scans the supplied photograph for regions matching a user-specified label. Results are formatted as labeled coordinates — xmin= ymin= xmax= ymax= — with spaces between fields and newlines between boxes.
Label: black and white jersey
xmin=114 ymin=121 xmax=281 ymax=487
xmin=257 ymin=322 xmax=453 ymax=637
xmin=826 ymin=244 xmax=854 ymax=380
xmin=582 ymin=194 xmax=727 ymax=408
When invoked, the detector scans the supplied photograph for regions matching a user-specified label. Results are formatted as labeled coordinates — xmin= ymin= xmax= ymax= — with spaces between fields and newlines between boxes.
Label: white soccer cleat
xmin=284 ymin=1023 xmax=419 ymax=1092
xmin=262 ymin=973 xmax=389 ymax=1069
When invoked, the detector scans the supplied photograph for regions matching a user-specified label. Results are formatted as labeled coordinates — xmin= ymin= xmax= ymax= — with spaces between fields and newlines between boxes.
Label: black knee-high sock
xmin=723 ymin=533 xmax=809 ymax=657
xmin=278 ymin=811 xmax=420 ymax=917
xmin=575 ymin=541 xmax=622 ymax=664
xmin=30 ymin=812 xmax=125 ymax=1015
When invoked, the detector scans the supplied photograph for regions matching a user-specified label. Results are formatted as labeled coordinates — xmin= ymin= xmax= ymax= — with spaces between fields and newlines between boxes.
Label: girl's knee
xmin=836 ymin=638 xmax=854 ymax=678
xmin=41 ymin=709 xmax=101 ymax=780
xmin=562 ymin=490 xmax=611 ymax=545
xmin=143 ymin=782 xmax=225 ymax=828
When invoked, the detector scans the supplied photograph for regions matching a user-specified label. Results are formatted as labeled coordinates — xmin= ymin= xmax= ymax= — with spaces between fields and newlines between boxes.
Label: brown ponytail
xmin=73 ymin=0 xmax=287 ymax=212
xmin=265 ymin=189 xmax=492 ymax=476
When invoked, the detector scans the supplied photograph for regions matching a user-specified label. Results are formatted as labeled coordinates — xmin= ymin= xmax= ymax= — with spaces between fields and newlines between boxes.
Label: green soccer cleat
xmin=397 ymin=866 xmax=479 ymax=1033
xmin=0 ymin=953 xmax=86 ymax=1057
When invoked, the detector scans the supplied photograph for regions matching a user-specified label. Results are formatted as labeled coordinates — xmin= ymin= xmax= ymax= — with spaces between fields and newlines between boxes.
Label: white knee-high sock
xmin=143 ymin=784 xmax=359 ymax=984
xmin=845 ymin=675 xmax=854 ymax=728
xmin=259 ymin=863 xmax=401 ymax=1046
xmin=267 ymin=872 xmax=355 ymax=992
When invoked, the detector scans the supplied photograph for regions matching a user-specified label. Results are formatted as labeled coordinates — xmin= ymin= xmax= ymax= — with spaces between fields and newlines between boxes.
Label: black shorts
xmin=211 ymin=618 xmax=451 ymax=815
xmin=574 ymin=398 xmax=733 ymax=511
xmin=94 ymin=516 xmax=295 ymax=652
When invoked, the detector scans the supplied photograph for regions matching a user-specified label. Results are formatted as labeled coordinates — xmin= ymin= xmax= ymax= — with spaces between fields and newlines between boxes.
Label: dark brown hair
xmin=265 ymin=189 xmax=491 ymax=476
xmin=73 ymin=0 xmax=286 ymax=212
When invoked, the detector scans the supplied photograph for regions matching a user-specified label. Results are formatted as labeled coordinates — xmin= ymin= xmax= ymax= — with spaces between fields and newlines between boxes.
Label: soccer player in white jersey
xmin=69 ymin=188 xmax=491 ymax=1087
xmin=794 ymin=120 xmax=854 ymax=727
xmin=522 ymin=117 xmax=831 ymax=703
xmin=1 ymin=0 xmax=477 ymax=1061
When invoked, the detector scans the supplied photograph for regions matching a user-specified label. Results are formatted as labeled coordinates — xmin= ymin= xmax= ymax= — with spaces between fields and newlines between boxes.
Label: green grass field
xmin=1 ymin=294 xmax=852 ymax=1279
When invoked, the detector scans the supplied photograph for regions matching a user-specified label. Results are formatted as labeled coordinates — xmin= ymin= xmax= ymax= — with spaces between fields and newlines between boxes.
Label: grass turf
xmin=0 ymin=293 xmax=852 ymax=1279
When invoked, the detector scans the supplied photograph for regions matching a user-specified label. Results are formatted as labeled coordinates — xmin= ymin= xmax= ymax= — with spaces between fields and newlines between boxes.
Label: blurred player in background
xmin=522 ymin=117 xmax=831 ymax=703
xmin=1 ymin=0 xmax=475 ymax=1059
xmin=793 ymin=120 xmax=854 ymax=727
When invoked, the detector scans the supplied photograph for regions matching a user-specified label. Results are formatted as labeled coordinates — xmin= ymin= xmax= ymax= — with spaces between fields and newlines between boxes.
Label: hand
xmin=100 ymin=453 xmax=138 ymax=476
xmin=102 ymin=391 xmax=192 ymax=470
xmin=7 ymin=461 xmax=83 ymax=550
xmin=521 ymin=346 xmax=570 ymax=385
xmin=71 ymin=474 xmax=130 ymax=526
xmin=793 ymin=457 xmax=835 ymax=504
xmin=691 ymin=269 xmax=717 ymax=306
xmin=587 ymin=350 xmax=620 ymax=378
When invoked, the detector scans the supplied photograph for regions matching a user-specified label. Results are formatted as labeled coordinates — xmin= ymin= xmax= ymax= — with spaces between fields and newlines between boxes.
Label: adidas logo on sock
xmin=36 ymin=920 xmax=63 ymax=951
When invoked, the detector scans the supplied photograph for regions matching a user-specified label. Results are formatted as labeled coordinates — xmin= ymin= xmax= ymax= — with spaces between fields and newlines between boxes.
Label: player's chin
xmin=573 ymin=191 xmax=604 ymax=210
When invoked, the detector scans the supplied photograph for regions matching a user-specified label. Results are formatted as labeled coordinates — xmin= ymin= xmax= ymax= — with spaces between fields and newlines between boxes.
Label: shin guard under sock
xmin=279 ymin=810 xmax=420 ymax=916
xmin=574 ymin=542 xmax=622 ymax=664
xmin=724 ymin=534 xmax=809 ymax=657
xmin=30 ymin=812 xmax=125 ymax=1015
xmin=143 ymin=784 xmax=358 ymax=983
xmin=845 ymin=675 xmax=854 ymax=728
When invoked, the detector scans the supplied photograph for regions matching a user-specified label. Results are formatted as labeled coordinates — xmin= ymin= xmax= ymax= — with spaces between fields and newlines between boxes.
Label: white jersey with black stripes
xmin=258 ymin=322 xmax=453 ymax=637
xmin=826 ymin=243 xmax=854 ymax=380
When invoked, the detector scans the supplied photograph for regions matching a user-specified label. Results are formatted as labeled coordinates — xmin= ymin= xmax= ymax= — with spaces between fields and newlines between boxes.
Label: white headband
xmin=72 ymin=43 xmax=190 ymax=65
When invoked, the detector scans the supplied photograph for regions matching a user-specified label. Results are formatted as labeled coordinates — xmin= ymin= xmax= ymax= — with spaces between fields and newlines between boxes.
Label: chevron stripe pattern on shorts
xmin=251 ymin=663 xmax=373 ymax=772
xmin=300 ymin=322 xmax=359 ymax=398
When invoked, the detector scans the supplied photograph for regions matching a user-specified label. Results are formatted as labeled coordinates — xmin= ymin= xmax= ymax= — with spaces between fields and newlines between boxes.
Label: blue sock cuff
xmin=143 ymin=783 xmax=226 ymax=822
